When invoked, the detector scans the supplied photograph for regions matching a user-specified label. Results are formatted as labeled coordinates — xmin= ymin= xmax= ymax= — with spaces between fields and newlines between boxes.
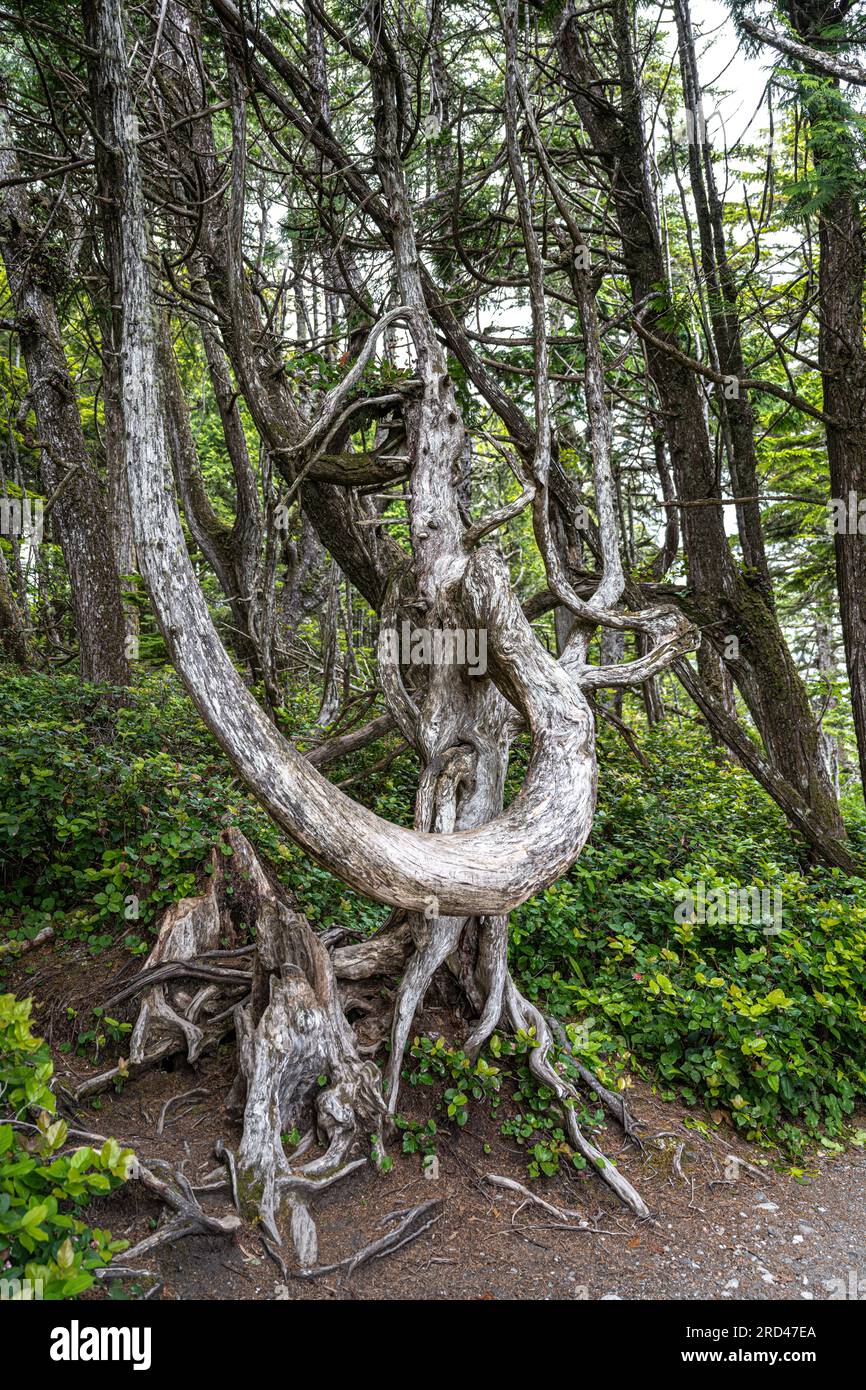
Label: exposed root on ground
xmin=484 ymin=1173 xmax=589 ymax=1226
xmin=504 ymin=978 xmax=650 ymax=1218
xmin=230 ymin=892 xmax=385 ymax=1245
xmin=121 ymin=1157 xmax=242 ymax=1261
xmin=295 ymin=1199 xmax=444 ymax=1281
xmin=79 ymin=829 xmax=651 ymax=1270
xmin=9 ymin=1116 xmax=240 ymax=1277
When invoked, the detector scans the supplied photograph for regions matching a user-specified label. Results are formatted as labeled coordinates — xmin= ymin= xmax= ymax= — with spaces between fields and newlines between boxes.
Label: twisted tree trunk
xmin=83 ymin=0 xmax=710 ymax=1245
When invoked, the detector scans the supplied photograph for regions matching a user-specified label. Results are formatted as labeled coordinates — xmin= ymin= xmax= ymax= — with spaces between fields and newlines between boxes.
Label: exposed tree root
xmin=484 ymin=1173 xmax=589 ymax=1226
xmin=88 ymin=829 xmax=651 ymax=1271
xmin=118 ymin=1155 xmax=241 ymax=1261
xmin=125 ymin=842 xmax=250 ymax=1069
xmin=504 ymin=977 xmax=650 ymax=1218
xmin=331 ymin=917 xmax=411 ymax=980
xmin=10 ymin=1118 xmax=240 ymax=1264
xmin=230 ymin=894 xmax=386 ymax=1245
xmin=156 ymin=1086 xmax=207 ymax=1136
xmin=295 ymin=1199 xmax=444 ymax=1280
xmin=549 ymin=1017 xmax=644 ymax=1144
xmin=383 ymin=913 xmax=464 ymax=1109
xmin=463 ymin=914 xmax=509 ymax=1059
xmin=73 ymin=1043 xmax=177 ymax=1102
xmin=73 ymin=835 xmax=254 ymax=1101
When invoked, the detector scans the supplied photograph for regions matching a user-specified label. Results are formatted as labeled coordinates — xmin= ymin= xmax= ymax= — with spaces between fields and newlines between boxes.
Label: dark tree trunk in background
xmin=814 ymin=179 xmax=866 ymax=798
xmin=0 ymin=545 xmax=33 ymax=666
xmin=158 ymin=317 xmax=269 ymax=688
xmin=558 ymin=0 xmax=845 ymax=840
xmin=744 ymin=2 xmax=866 ymax=798
xmin=0 ymin=91 xmax=130 ymax=686
xmin=673 ymin=0 xmax=771 ymax=594
xmin=787 ymin=0 xmax=866 ymax=798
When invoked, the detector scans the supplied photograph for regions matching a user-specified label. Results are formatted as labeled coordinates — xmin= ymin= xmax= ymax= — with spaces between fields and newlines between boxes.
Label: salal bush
xmin=0 ymin=993 xmax=133 ymax=1298
xmin=512 ymin=727 xmax=866 ymax=1156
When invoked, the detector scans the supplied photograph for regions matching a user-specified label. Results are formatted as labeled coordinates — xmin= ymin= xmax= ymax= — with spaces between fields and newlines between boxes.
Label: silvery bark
xmin=82 ymin=0 xmax=709 ymax=1229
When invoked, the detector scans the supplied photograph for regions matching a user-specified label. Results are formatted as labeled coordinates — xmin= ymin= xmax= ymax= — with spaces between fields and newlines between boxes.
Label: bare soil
xmin=8 ymin=939 xmax=866 ymax=1302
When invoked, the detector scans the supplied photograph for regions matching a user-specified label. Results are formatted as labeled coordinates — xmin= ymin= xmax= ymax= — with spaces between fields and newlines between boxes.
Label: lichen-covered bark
xmin=781 ymin=4 xmax=866 ymax=799
xmin=0 ymin=545 xmax=34 ymax=667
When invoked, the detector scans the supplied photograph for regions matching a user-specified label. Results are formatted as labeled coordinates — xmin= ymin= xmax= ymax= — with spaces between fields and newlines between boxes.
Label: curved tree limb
xmin=740 ymin=16 xmax=866 ymax=87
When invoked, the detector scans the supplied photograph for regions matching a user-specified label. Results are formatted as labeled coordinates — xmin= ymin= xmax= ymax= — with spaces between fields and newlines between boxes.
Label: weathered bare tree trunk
xmin=0 ymin=544 xmax=34 ymax=666
xmin=315 ymin=561 xmax=342 ymax=726
xmin=814 ymin=620 xmax=842 ymax=796
xmin=100 ymin=305 xmax=139 ymax=654
xmin=84 ymin=0 xmax=708 ymax=1239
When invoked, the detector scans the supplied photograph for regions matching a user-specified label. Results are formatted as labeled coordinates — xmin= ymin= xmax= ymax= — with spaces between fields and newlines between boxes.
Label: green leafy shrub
xmin=0 ymin=671 xmax=404 ymax=955
xmin=403 ymin=1030 xmax=597 ymax=1178
xmin=4 ymin=669 xmax=866 ymax=1160
xmin=0 ymin=993 xmax=132 ymax=1299
xmin=511 ymin=726 xmax=866 ymax=1155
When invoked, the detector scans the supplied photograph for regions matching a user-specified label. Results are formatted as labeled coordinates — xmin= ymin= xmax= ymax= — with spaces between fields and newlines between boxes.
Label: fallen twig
xmin=295 ymin=1199 xmax=443 ymax=1280
xmin=485 ymin=1173 xmax=589 ymax=1227
xmin=215 ymin=1138 xmax=241 ymax=1213
xmin=157 ymin=1087 xmax=207 ymax=1136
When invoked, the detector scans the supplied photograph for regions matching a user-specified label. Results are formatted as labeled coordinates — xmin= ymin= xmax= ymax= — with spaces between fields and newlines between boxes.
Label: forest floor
xmin=10 ymin=939 xmax=866 ymax=1303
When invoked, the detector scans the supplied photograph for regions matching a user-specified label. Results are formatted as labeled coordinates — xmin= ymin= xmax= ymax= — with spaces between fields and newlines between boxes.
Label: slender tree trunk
xmin=735 ymin=5 xmax=866 ymax=796
xmin=0 ymin=544 xmax=34 ymax=666
xmin=101 ymin=305 xmax=139 ymax=654
xmin=0 ymin=91 xmax=129 ymax=686
xmin=814 ymin=620 xmax=842 ymax=796
xmin=557 ymin=0 xmax=845 ymax=839
xmin=158 ymin=318 xmax=269 ymax=685
xmin=673 ymin=0 xmax=771 ymax=594
xmin=316 ymin=562 xmax=342 ymax=726
xmin=815 ymin=181 xmax=866 ymax=793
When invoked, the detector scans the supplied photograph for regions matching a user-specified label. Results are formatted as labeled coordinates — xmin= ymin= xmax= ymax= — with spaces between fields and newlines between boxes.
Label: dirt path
xmin=70 ymin=1054 xmax=866 ymax=1303
xmin=10 ymin=944 xmax=866 ymax=1302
